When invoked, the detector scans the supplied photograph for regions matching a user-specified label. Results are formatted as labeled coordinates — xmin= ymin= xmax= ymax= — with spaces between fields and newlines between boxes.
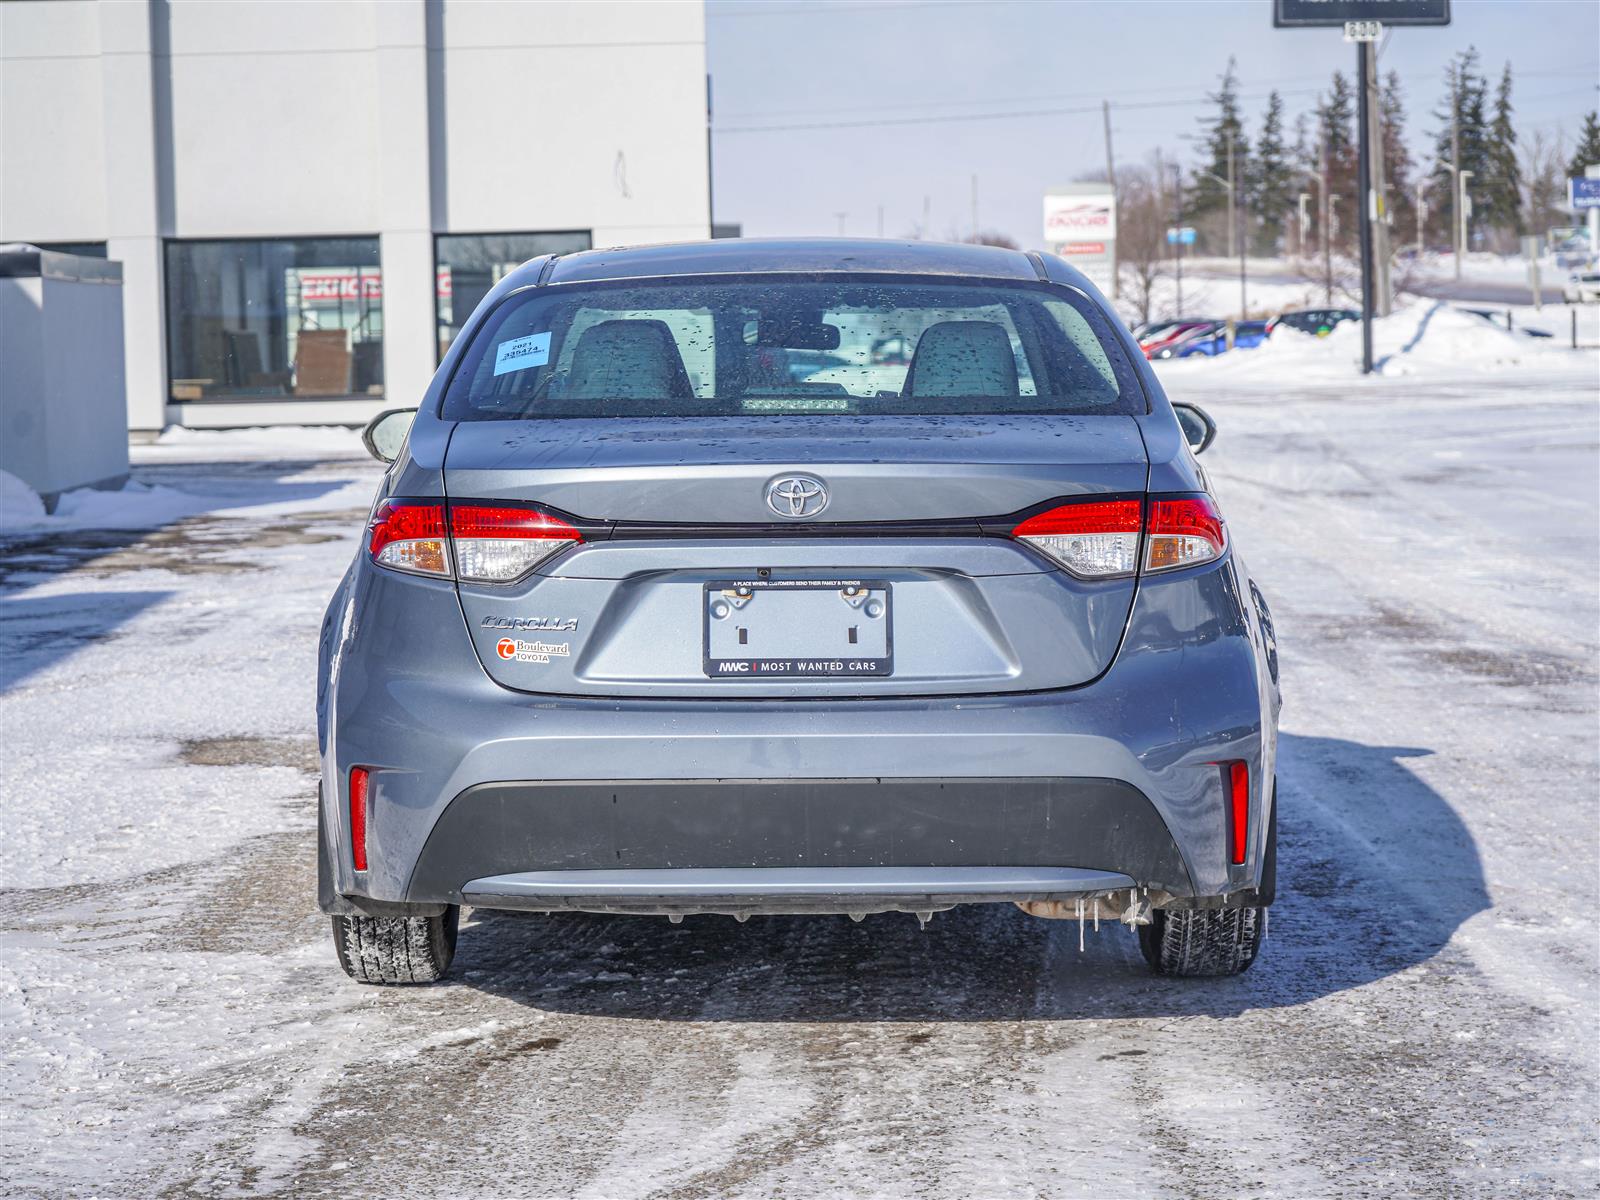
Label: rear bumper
xmin=318 ymin=552 xmax=1279 ymax=911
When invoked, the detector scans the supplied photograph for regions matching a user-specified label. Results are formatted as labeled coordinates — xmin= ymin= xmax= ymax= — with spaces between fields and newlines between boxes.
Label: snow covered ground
xmin=2 ymin=346 xmax=1597 ymax=1197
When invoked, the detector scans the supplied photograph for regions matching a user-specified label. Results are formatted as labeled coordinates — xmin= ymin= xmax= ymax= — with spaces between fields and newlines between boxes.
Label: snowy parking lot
xmin=2 ymin=342 xmax=1597 ymax=1196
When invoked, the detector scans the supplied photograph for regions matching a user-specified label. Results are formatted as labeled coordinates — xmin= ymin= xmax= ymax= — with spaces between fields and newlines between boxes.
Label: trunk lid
xmin=445 ymin=415 xmax=1148 ymax=698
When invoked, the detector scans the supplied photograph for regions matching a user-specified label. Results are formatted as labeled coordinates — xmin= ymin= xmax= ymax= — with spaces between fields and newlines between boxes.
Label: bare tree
xmin=1520 ymin=128 xmax=1569 ymax=239
xmin=1114 ymin=161 xmax=1172 ymax=327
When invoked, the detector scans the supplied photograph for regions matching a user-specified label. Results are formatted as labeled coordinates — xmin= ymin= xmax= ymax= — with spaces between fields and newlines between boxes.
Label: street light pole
xmin=1458 ymin=169 xmax=1473 ymax=267
xmin=1356 ymin=38 xmax=1375 ymax=374
xmin=1416 ymin=177 xmax=1430 ymax=258
xmin=1297 ymin=192 xmax=1312 ymax=257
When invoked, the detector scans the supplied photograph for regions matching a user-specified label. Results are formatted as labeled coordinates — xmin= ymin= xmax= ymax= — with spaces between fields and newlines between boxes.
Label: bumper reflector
xmin=350 ymin=766 xmax=370 ymax=872
xmin=1228 ymin=760 xmax=1249 ymax=864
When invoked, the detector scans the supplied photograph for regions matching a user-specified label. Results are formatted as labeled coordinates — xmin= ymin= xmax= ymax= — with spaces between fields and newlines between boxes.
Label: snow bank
xmin=1155 ymin=299 xmax=1591 ymax=383
xmin=0 ymin=470 xmax=46 ymax=525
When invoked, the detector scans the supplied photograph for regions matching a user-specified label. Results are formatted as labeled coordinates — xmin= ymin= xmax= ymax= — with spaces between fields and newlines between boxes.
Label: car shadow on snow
xmin=0 ymin=590 xmax=175 ymax=694
xmin=456 ymin=732 xmax=1489 ymax=1022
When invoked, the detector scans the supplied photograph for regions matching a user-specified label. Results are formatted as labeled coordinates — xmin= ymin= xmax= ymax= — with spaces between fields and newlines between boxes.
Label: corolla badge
xmin=766 ymin=475 xmax=829 ymax=519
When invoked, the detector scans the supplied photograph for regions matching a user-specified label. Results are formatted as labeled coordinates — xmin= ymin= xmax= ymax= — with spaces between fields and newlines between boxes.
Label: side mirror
xmin=1171 ymin=402 xmax=1217 ymax=455
xmin=362 ymin=408 xmax=417 ymax=464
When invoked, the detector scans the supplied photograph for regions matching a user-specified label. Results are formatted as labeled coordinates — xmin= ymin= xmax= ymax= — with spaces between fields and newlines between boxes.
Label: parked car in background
xmin=1142 ymin=321 xmax=1218 ymax=359
xmin=1267 ymin=309 xmax=1360 ymax=337
xmin=1562 ymin=272 xmax=1600 ymax=304
xmin=324 ymin=238 xmax=1280 ymax=985
xmin=1176 ymin=320 xmax=1269 ymax=358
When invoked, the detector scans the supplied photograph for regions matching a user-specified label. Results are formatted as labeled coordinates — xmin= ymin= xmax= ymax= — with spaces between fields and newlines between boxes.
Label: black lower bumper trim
xmin=405 ymin=777 xmax=1194 ymax=902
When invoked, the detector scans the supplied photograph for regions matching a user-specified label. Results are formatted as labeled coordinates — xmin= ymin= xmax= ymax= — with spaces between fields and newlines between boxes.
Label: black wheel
xmin=1138 ymin=905 xmax=1263 ymax=977
xmin=332 ymin=906 xmax=460 ymax=984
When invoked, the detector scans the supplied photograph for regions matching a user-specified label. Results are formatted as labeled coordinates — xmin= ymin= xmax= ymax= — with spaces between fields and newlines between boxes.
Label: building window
xmin=435 ymin=231 xmax=590 ymax=360
xmin=165 ymin=237 xmax=384 ymax=402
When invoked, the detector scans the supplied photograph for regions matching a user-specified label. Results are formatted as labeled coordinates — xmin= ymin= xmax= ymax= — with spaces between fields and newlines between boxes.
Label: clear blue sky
xmin=706 ymin=0 xmax=1600 ymax=247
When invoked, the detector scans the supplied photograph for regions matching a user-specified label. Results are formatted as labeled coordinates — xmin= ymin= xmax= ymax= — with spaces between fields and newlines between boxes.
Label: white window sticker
xmin=493 ymin=331 xmax=552 ymax=376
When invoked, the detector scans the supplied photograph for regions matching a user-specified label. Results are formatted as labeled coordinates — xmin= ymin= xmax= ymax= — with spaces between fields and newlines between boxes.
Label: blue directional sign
xmin=1570 ymin=177 xmax=1600 ymax=211
xmin=1165 ymin=227 xmax=1197 ymax=246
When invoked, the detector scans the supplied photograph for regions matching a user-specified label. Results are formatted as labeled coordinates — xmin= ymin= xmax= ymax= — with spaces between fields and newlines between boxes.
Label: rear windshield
xmin=440 ymin=275 xmax=1143 ymax=420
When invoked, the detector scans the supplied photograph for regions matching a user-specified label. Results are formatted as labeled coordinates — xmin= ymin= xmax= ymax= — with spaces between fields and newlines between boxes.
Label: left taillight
xmin=367 ymin=500 xmax=582 ymax=583
xmin=450 ymin=504 xmax=583 ymax=583
xmin=368 ymin=500 xmax=450 ymax=577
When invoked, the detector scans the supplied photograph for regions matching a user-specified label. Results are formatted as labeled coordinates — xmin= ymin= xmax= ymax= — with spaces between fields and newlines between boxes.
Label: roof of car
xmin=515 ymin=237 xmax=1056 ymax=288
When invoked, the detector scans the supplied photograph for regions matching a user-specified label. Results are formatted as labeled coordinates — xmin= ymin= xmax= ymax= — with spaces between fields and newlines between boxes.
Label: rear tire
xmin=1138 ymin=905 xmax=1263 ymax=977
xmin=332 ymin=906 xmax=460 ymax=985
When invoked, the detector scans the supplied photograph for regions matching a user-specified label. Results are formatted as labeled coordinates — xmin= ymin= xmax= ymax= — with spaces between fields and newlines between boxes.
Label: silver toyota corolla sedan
xmin=318 ymin=239 xmax=1280 ymax=984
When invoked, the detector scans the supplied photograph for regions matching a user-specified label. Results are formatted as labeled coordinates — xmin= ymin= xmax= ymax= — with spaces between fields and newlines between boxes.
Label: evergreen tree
xmin=1569 ymin=112 xmax=1600 ymax=178
xmin=1431 ymin=49 xmax=1492 ymax=249
xmin=1483 ymin=63 xmax=1523 ymax=240
xmin=1381 ymin=71 xmax=1415 ymax=254
xmin=1188 ymin=57 xmax=1249 ymax=254
xmin=1250 ymin=91 xmax=1295 ymax=255
xmin=1315 ymin=72 xmax=1358 ymax=250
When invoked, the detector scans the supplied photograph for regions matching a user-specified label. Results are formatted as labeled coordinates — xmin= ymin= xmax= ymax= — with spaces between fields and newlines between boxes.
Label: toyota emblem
xmin=765 ymin=475 xmax=829 ymax=519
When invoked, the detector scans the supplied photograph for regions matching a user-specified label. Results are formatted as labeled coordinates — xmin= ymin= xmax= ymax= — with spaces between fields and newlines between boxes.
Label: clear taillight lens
xmin=368 ymin=501 xmax=450 ymax=577
xmin=1145 ymin=496 xmax=1226 ymax=573
xmin=1012 ymin=499 xmax=1142 ymax=578
xmin=451 ymin=504 xmax=582 ymax=583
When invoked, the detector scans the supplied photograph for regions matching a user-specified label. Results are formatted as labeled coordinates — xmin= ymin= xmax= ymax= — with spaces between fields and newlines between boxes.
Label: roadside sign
xmin=1274 ymin=0 xmax=1449 ymax=26
xmin=1343 ymin=20 xmax=1383 ymax=41
xmin=1044 ymin=185 xmax=1115 ymax=263
xmin=1165 ymin=227 xmax=1197 ymax=246
xmin=1569 ymin=177 xmax=1600 ymax=210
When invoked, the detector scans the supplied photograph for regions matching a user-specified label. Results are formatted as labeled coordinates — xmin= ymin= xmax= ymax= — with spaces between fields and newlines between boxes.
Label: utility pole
xmin=1356 ymin=38 xmax=1375 ymax=374
xmin=970 ymin=174 xmax=979 ymax=239
xmin=1320 ymin=142 xmax=1334 ymax=306
xmin=1297 ymin=192 xmax=1312 ymax=257
xmin=1174 ymin=165 xmax=1185 ymax=318
xmin=833 ymin=211 xmax=848 ymax=235
xmin=1103 ymin=99 xmax=1120 ymax=298
xmin=921 ymin=195 xmax=930 ymax=240
xmin=877 ymin=205 xmax=884 ymax=238
xmin=1366 ymin=42 xmax=1391 ymax=317
xmin=1450 ymin=63 xmax=1462 ymax=280
xmin=1225 ymin=131 xmax=1237 ymax=260
xmin=705 ymin=74 xmax=715 ymax=235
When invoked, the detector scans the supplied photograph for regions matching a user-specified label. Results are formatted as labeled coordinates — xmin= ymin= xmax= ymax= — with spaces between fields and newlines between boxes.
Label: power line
xmin=715 ymin=87 xmax=1323 ymax=135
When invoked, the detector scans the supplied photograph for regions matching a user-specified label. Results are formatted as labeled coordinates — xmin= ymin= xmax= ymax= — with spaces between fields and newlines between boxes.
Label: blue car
xmin=1176 ymin=320 xmax=1269 ymax=357
xmin=324 ymin=238 xmax=1281 ymax=984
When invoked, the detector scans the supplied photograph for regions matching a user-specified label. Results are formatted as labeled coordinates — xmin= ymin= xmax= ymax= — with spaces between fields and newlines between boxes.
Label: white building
xmin=0 ymin=0 xmax=711 ymax=431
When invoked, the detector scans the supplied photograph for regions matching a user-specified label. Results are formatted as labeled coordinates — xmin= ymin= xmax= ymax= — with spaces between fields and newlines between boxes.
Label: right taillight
xmin=1013 ymin=499 xmax=1142 ymax=578
xmin=1011 ymin=494 xmax=1226 ymax=578
xmin=1144 ymin=495 xmax=1227 ymax=573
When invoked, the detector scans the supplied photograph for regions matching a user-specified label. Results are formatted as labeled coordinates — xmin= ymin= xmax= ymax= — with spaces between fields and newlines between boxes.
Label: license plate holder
xmin=703 ymin=578 xmax=893 ymax=679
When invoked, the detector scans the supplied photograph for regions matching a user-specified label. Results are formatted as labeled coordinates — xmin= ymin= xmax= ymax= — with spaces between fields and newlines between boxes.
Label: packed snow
xmin=1 ymin=344 xmax=1596 ymax=1196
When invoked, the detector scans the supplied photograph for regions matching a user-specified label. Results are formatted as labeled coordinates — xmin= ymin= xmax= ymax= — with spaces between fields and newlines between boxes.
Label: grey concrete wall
xmin=0 ymin=261 xmax=130 ymax=506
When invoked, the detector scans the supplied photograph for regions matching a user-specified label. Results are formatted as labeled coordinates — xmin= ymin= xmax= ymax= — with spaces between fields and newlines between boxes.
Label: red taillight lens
xmin=368 ymin=500 xmax=449 ymax=577
xmin=1227 ymin=760 xmax=1249 ymax=865
xmin=449 ymin=504 xmax=583 ymax=583
xmin=367 ymin=500 xmax=582 ymax=583
xmin=1012 ymin=499 xmax=1142 ymax=578
xmin=349 ymin=766 xmax=370 ymax=872
xmin=1144 ymin=496 xmax=1226 ymax=573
